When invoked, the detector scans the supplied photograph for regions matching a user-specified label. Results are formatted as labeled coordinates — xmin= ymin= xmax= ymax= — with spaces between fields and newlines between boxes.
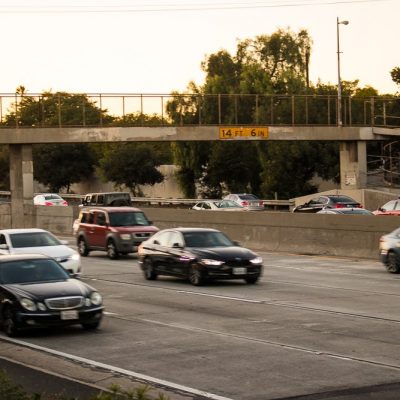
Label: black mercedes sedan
xmin=138 ymin=227 xmax=263 ymax=286
xmin=0 ymin=254 xmax=103 ymax=336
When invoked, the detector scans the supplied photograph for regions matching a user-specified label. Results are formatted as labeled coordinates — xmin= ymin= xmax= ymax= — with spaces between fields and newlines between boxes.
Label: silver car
xmin=192 ymin=200 xmax=245 ymax=211
xmin=379 ymin=227 xmax=400 ymax=274
xmin=223 ymin=193 xmax=264 ymax=211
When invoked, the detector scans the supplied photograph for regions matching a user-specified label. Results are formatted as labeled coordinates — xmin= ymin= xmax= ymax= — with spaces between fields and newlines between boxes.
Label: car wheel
xmin=3 ymin=307 xmax=18 ymax=337
xmin=244 ymin=275 xmax=259 ymax=284
xmin=386 ymin=252 xmax=400 ymax=274
xmin=189 ymin=265 xmax=205 ymax=286
xmin=82 ymin=321 xmax=100 ymax=330
xmin=143 ymin=258 xmax=157 ymax=280
xmin=107 ymin=240 xmax=119 ymax=260
xmin=78 ymin=238 xmax=89 ymax=257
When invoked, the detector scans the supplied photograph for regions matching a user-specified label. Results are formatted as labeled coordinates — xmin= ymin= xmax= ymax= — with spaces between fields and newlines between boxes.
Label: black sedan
xmin=0 ymin=254 xmax=103 ymax=336
xmin=138 ymin=227 xmax=263 ymax=286
xmin=293 ymin=194 xmax=362 ymax=213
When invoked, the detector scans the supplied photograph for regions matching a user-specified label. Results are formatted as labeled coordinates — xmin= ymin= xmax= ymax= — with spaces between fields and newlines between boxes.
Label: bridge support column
xmin=339 ymin=140 xmax=367 ymax=189
xmin=9 ymin=144 xmax=34 ymax=228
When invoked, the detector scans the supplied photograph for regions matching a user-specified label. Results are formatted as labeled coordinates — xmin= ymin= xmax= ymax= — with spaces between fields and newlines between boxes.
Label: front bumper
xmin=203 ymin=264 xmax=263 ymax=280
xmin=14 ymin=306 xmax=104 ymax=330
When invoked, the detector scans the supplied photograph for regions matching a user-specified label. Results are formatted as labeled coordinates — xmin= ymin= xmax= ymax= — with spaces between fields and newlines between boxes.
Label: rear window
xmin=331 ymin=196 xmax=357 ymax=202
xmin=239 ymin=194 xmax=258 ymax=200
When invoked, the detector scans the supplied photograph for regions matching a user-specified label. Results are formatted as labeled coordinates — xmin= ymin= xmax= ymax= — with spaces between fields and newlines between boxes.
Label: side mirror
xmin=232 ymin=240 xmax=240 ymax=246
xmin=379 ymin=207 xmax=384 ymax=211
xmin=69 ymin=272 xmax=80 ymax=279
xmin=0 ymin=244 xmax=9 ymax=250
xmin=172 ymin=243 xmax=183 ymax=249
xmin=153 ymin=240 xmax=160 ymax=245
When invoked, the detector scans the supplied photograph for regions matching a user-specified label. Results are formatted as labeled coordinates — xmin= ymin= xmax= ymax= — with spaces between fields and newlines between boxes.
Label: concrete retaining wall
xmin=1 ymin=206 xmax=399 ymax=260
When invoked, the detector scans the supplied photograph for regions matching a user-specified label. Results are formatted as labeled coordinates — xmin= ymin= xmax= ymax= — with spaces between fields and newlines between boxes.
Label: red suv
xmin=75 ymin=207 xmax=158 ymax=259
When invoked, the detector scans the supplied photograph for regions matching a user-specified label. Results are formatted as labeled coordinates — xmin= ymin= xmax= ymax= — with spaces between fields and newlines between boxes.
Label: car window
xmin=238 ymin=194 xmax=258 ymax=200
xmin=108 ymin=211 xmax=150 ymax=227
xmin=0 ymin=259 xmax=69 ymax=284
xmin=0 ymin=234 xmax=6 ymax=245
xmin=44 ymin=194 xmax=61 ymax=200
xmin=383 ymin=200 xmax=396 ymax=211
xmin=168 ymin=232 xmax=184 ymax=248
xmin=9 ymin=232 xmax=62 ymax=248
xmin=203 ymin=203 xmax=211 ymax=210
xmin=153 ymin=231 xmax=171 ymax=246
xmin=95 ymin=212 xmax=106 ymax=226
xmin=97 ymin=195 xmax=104 ymax=204
xmin=183 ymin=231 xmax=234 ymax=248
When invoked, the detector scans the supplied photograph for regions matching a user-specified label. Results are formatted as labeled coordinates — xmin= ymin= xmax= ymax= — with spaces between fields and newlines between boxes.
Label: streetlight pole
xmin=337 ymin=17 xmax=349 ymax=127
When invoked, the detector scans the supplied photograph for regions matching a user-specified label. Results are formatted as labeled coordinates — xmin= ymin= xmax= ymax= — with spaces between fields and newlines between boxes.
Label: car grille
xmin=134 ymin=232 xmax=151 ymax=238
xmin=45 ymin=296 xmax=84 ymax=310
xmin=225 ymin=259 xmax=251 ymax=267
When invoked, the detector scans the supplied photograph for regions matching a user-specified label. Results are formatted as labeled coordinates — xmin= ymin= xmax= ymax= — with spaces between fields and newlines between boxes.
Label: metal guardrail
xmin=0 ymin=93 xmax=399 ymax=128
xmin=0 ymin=192 xmax=294 ymax=211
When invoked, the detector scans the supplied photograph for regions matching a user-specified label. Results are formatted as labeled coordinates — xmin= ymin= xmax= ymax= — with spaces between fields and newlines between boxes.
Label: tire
xmin=143 ymin=258 xmax=157 ymax=280
xmin=244 ymin=275 xmax=259 ymax=284
xmin=82 ymin=321 xmax=100 ymax=330
xmin=189 ymin=265 xmax=205 ymax=286
xmin=386 ymin=252 xmax=400 ymax=274
xmin=107 ymin=240 xmax=119 ymax=260
xmin=78 ymin=237 xmax=89 ymax=257
xmin=3 ymin=307 xmax=18 ymax=337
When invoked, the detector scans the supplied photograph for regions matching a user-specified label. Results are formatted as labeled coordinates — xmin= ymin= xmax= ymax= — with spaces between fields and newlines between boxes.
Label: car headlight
xmin=20 ymin=298 xmax=37 ymax=311
xmin=120 ymin=233 xmax=131 ymax=240
xmin=90 ymin=292 xmax=102 ymax=306
xmin=250 ymin=256 xmax=263 ymax=265
xmin=200 ymin=259 xmax=225 ymax=266
xmin=69 ymin=253 xmax=80 ymax=261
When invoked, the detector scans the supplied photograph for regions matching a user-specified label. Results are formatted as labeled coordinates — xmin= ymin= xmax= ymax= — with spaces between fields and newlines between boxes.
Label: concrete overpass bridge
xmin=1 ymin=92 xmax=399 ymax=227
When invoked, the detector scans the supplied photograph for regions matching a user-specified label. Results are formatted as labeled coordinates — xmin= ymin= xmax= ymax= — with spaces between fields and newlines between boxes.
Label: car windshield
xmin=0 ymin=259 xmax=69 ymax=284
xmin=183 ymin=231 xmax=234 ymax=248
xmin=109 ymin=211 xmax=150 ymax=227
xmin=10 ymin=232 xmax=62 ymax=248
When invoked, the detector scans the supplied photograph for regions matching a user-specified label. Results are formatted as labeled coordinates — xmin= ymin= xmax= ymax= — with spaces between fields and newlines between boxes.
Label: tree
xmin=391 ymin=67 xmax=400 ymax=88
xmin=33 ymin=144 xmax=96 ymax=192
xmin=1 ymin=90 xmax=113 ymax=192
xmin=98 ymin=143 xmax=164 ymax=196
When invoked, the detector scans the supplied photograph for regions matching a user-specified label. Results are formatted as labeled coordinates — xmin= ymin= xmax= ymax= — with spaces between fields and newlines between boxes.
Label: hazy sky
xmin=0 ymin=0 xmax=398 ymax=96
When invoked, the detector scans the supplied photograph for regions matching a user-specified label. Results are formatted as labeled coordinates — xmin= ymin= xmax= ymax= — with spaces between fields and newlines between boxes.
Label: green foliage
xmin=33 ymin=144 xmax=96 ymax=193
xmin=391 ymin=67 xmax=400 ymax=87
xmin=98 ymin=143 xmax=164 ymax=196
xmin=0 ymin=370 xmax=170 ymax=400
xmin=0 ymin=146 xmax=10 ymax=190
xmin=0 ymin=369 xmax=30 ymax=400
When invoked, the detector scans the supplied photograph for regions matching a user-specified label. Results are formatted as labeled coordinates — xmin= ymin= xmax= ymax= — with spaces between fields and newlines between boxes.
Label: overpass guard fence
xmin=0 ymin=93 xmax=399 ymax=128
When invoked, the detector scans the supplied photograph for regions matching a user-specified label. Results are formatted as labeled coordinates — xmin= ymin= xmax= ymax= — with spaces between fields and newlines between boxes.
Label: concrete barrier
xmin=1 ymin=206 xmax=399 ymax=260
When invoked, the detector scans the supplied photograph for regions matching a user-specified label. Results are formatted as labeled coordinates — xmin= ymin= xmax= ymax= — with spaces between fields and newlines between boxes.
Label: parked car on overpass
xmin=0 ymin=228 xmax=81 ymax=275
xmin=192 ymin=200 xmax=245 ymax=211
xmin=293 ymin=195 xmax=362 ymax=213
xmin=316 ymin=208 xmax=374 ymax=215
xmin=33 ymin=193 xmax=68 ymax=206
xmin=373 ymin=199 xmax=400 ymax=215
xmin=223 ymin=193 xmax=264 ymax=211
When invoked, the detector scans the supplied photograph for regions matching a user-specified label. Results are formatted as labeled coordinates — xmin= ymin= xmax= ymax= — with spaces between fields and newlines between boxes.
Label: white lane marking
xmin=177 ymin=290 xmax=263 ymax=303
xmin=1 ymin=337 xmax=234 ymax=400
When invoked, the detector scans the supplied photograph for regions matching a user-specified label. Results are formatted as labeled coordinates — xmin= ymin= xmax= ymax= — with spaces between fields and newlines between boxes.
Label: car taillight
xmin=44 ymin=201 xmax=53 ymax=206
xmin=335 ymin=204 xmax=345 ymax=208
xmin=62 ymin=200 xmax=68 ymax=206
xmin=357 ymin=204 xmax=362 ymax=208
xmin=241 ymin=201 xmax=249 ymax=206
xmin=259 ymin=201 xmax=264 ymax=207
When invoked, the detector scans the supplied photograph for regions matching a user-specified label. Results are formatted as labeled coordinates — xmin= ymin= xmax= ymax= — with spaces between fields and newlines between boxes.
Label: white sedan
xmin=0 ymin=228 xmax=81 ymax=275
xmin=33 ymin=193 xmax=68 ymax=206
xmin=192 ymin=200 xmax=245 ymax=211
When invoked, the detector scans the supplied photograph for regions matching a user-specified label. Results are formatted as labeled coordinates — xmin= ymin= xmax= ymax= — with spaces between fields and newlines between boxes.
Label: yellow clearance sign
xmin=219 ymin=127 xmax=269 ymax=140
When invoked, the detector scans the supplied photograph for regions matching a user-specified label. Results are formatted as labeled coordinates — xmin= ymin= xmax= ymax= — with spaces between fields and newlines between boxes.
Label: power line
xmin=0 ymin=0 xmax=393 ymax=13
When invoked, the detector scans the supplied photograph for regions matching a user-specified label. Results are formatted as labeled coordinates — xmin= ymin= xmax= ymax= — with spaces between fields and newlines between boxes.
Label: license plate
xmin=60 ymin=310 xmax=78 ymax=320
xmin=233 ymin=267 xmax=247 ymax=275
